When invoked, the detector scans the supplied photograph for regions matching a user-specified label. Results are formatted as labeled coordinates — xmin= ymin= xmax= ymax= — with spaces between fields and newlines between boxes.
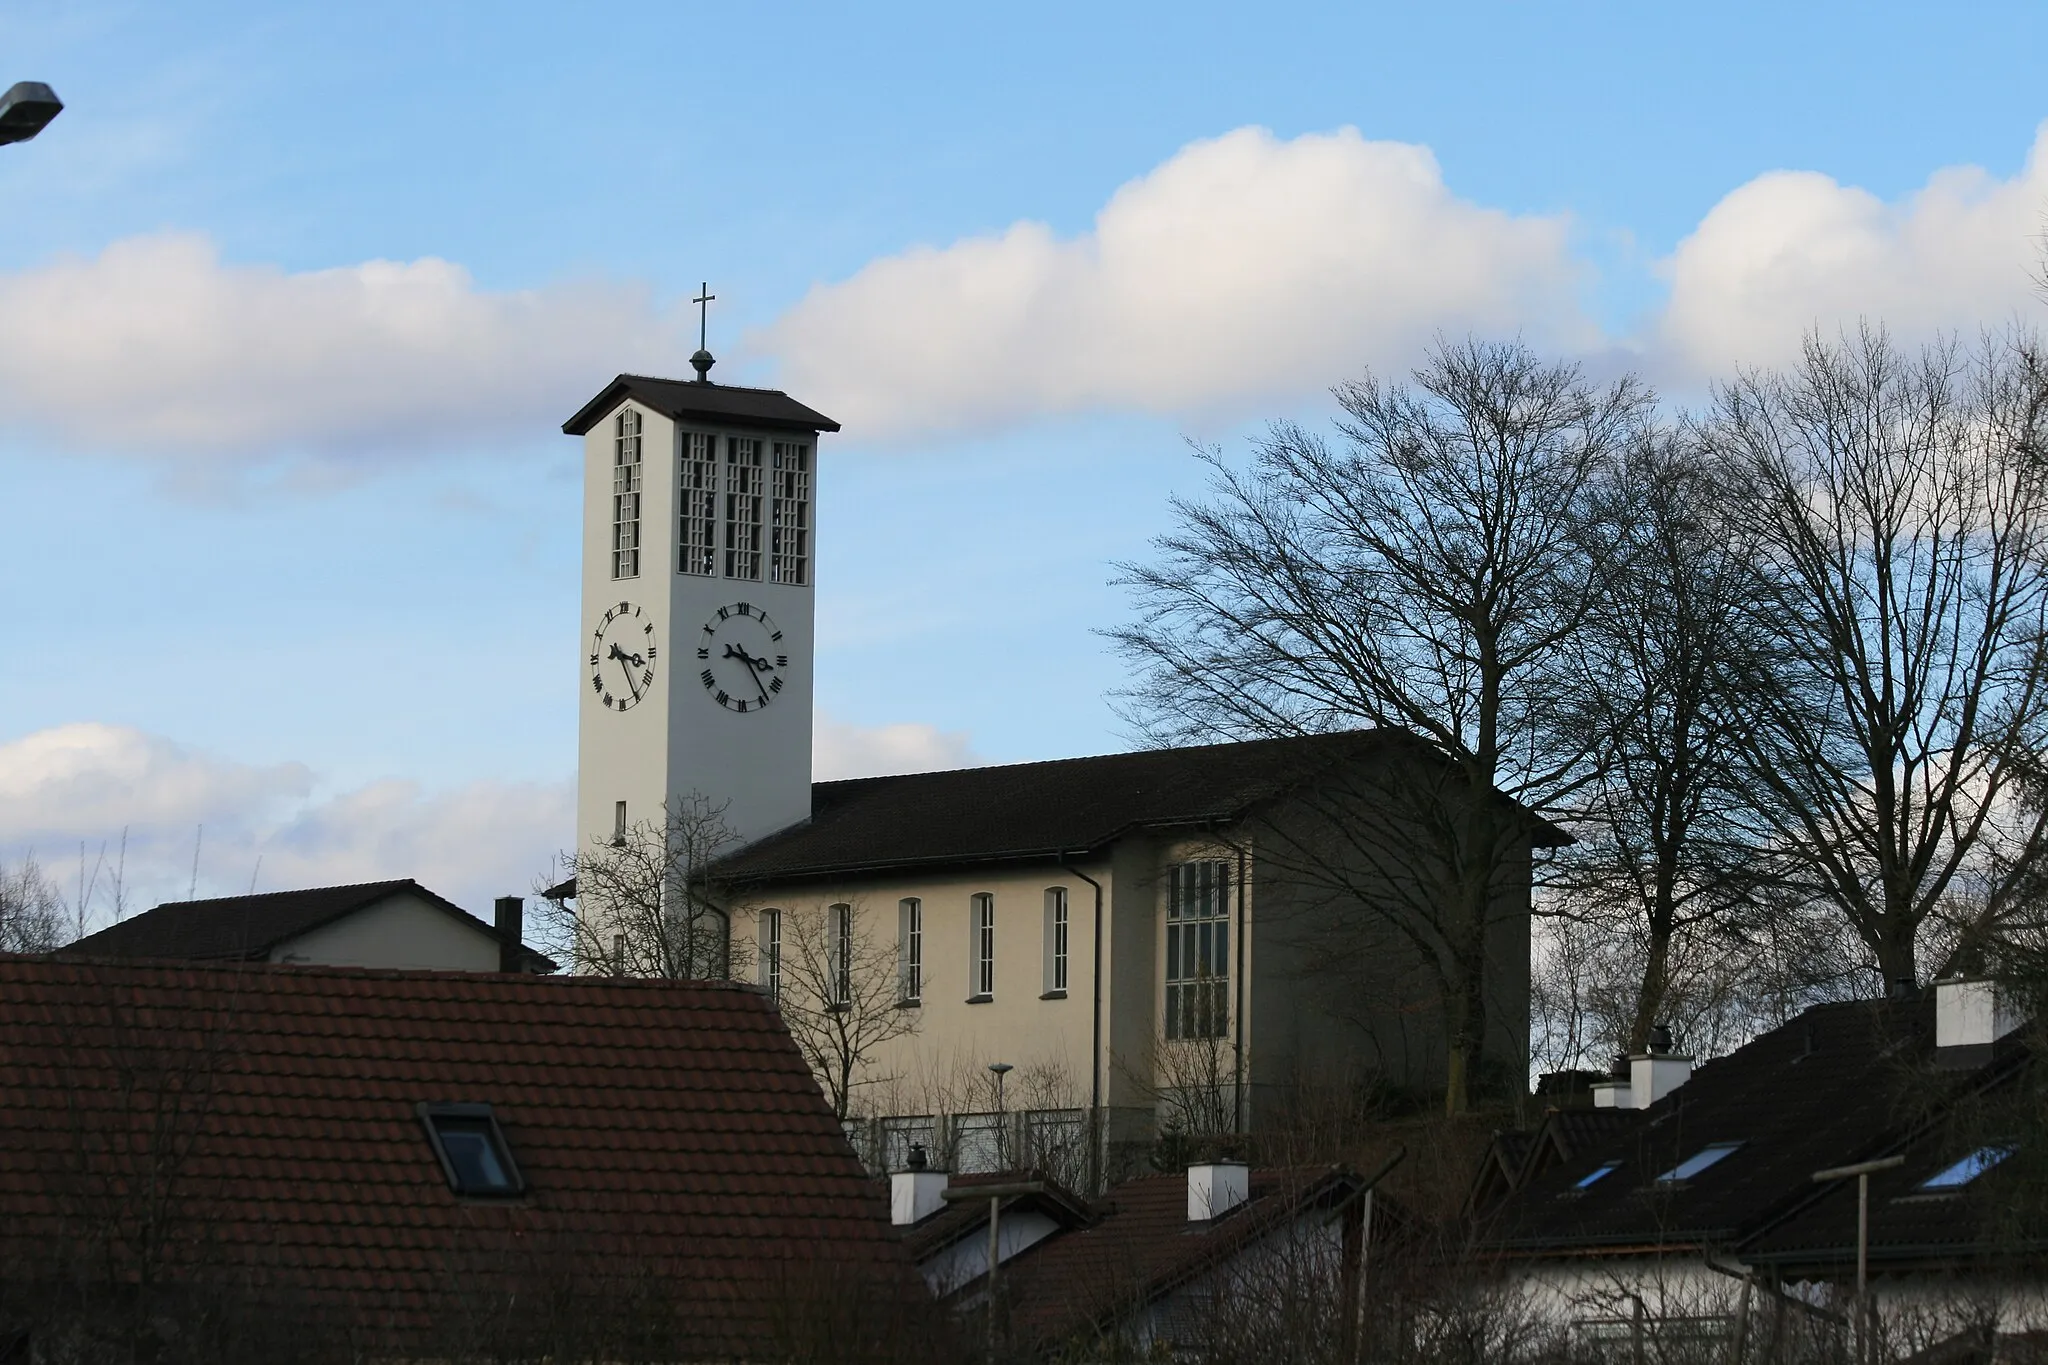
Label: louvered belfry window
xmin=678 ymin=431 xmax=718 ymax=576
xmin=724 ymin=437 xmax=764 ymax=580
xmin=769 ymin=441 xmax=810 ymax=586
xmin=611 ymin=408 xmax=643 ymax=579
xmin=1166 ymin=861 xmax=1229 ymax=1039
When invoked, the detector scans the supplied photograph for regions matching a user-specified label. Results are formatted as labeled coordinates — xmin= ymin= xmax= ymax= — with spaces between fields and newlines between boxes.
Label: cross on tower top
xmin=690 ymin=282 xmax=717 ymax=383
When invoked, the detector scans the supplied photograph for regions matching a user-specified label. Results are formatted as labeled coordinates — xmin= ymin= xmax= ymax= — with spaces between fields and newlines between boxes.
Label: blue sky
xmin=2 ymin=0 xmax=2045 ymax=914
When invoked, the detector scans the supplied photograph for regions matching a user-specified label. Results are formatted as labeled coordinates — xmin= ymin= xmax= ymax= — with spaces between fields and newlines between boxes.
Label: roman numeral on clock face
xmin=700 ymin=669 xmax=716 ymax=687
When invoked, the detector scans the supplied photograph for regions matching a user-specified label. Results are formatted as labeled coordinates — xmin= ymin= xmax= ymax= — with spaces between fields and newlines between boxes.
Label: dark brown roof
xmin=717 ymin=730 xmax=1561 ymax=882
xmin=562 ymin=373 xmax=840 ymax=436
xmin=63 ymin=878 xmax=554 ymax=972
xmin=0 ymin=956 xmax=914 ymax=1356
xmin=993 ymin=1166 xmax=1363 ymax=1346
xmin=1478 ymin=998 xmax=2035 ymax=1266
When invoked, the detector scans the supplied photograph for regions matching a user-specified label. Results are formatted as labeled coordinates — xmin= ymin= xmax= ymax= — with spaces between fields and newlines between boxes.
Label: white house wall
xmin=271 ymin=892 xmax=500 ymax=971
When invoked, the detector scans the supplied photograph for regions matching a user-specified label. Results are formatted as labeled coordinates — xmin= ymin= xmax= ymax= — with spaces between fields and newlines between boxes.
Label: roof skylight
xmin=1920 ymin=1145 xmax=2014 ymax=1190
xmin=1574 ymin=1161 xmax=1622 ymax=1190
xmin=1655 ymin=1142 xmax=1743 ymax=1184
xmin=418 ymin=1102 xmax=525 ymax=1197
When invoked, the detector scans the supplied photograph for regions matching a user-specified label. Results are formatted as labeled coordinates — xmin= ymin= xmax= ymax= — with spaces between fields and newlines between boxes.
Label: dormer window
xmin=418 ymin=1102 xmax=524 ymax=1197
xmin=1921 ymin=1144 xmax=2014 ymax=1190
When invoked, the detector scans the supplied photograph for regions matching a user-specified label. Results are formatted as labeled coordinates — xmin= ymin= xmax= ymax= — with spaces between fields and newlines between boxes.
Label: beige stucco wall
xmin=733 ymin=859 xmax=1108 ymax=1120
xmin=270 ymin=891 xmax=500 ymax=971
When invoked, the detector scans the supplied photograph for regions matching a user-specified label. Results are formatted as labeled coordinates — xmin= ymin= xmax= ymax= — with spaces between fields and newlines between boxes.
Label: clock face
xmin=696 ymin=602 xmax=789 ymax=713
xmin=589 ymin=601 xmax=658 ymax=712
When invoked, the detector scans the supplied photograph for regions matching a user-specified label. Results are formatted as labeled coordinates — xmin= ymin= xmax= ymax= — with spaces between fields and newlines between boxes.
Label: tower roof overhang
xmin=563 ymin=374 xmax=841 ymax=437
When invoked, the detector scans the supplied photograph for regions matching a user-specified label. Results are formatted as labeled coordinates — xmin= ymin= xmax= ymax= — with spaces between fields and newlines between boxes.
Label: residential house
xmin=64 ymin=878 xmax=553 ymax=972
xmin=0 ymin=956 xmax=922 ymax=1361
xmin=891 ymin=1158 xmax=1382 ymax=1357
xmin=1472 ymin=978 xmax=2047 ymax=1352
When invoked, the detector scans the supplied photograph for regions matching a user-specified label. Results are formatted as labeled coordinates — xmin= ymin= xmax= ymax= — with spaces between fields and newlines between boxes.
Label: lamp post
xmin=0 ymin=82 xmax=62 ymax=145
xmin=1812 ymin=1154 xmax=1905 ymax=1364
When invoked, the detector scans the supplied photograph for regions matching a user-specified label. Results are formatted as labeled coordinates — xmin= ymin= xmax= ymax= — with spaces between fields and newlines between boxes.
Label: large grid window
xmin=898 ymin=898 xmax=923 ymax=1004
xmin=828 ymin=903 xmax=853 ymax=1008
xmin=1166 ymin=861 xmax=1229 ymax=1039
xmin=611 ymin=408 xmax=643 ymax=579
xmin=678 ymin=431 xmax=718 ymax=576
xmin=1043 ymin=887 xmax=1069 ymax=994
xmin=970 ymin=893 xmax=995 ymax=999
xmin=759 ymin=909 xmax=782 ymax=1002
xmin=770 ymin=441 xmax=811 ymax=586
xmin=724 ymin=437 xmax=764 ymax=580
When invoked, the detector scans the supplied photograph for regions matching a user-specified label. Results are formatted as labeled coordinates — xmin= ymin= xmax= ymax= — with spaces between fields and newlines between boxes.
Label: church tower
xmin=562 ymin=341 xmax=839 ymax=862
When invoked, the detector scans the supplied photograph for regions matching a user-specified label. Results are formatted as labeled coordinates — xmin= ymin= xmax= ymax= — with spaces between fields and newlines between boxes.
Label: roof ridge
xmin=813 ymin=730 xmax=1396 ymax=791
xmin=15 ymin=954 xmax=766 ymax=991
xmin=132 ymin=877 xmax=416 ymax=914
xmin=613 ymin=371 xmax=795 ymax=398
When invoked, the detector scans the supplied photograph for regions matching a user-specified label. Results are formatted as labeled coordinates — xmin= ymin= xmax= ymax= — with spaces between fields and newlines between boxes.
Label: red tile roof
xmin=0 ymin=956 xmax=916 ymax=1357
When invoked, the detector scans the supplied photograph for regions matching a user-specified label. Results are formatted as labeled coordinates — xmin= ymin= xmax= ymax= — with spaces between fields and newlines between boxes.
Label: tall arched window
xmin=969 ymin=893 xmax=995 ymax=1000
xmin=898 ymin=898 xmax=923 ymax=1004
xmin=1042 ymin=887 xmax=1069 ymax=995
xmin=828 ymin=903 xmax=853 ymax=1007
xmin=1166 ymin=861 xmax=1229 ymax=1039
xmin=758 ymin=909 xmax=782 ymax=1002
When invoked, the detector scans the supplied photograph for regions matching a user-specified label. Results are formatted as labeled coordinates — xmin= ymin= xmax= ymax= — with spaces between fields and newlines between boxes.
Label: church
xmin=559 ymin=352 xmax=1553 ymax=1185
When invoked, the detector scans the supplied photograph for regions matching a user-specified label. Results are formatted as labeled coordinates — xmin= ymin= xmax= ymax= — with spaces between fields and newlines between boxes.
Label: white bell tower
xmin=564 ymin=341 xmax=839 ymax=862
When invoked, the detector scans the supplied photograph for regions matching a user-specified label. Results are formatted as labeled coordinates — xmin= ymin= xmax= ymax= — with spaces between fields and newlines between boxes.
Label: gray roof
xmin=64 ymin=878 xmax=554 ymax=971
xmin=562 ymin=373 xmax=840 ymax=436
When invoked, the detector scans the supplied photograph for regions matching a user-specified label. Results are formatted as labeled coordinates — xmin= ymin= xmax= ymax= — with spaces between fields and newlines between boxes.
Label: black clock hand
xmin=608 ymin=643 xmax=645 ymax=668
xmin=615 ymin=652 xmax=641 ymax=700
xmin=723 ymin=643 xmax=770 ymax=703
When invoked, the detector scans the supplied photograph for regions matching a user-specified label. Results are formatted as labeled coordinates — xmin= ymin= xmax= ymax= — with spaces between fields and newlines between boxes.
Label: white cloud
xmin=0 ymin=233 xmax=681 ymax=464
xmin=814 ymin=713 xmax=979 ymax=780
xmin=1652 ymin=123 xmax=2048 ymax=379
xmin=0 ymin=723 xmax=570 ymax=922
xmin=0 ymin=716 xmax=979 ymax=929
xmin=759 ymin=126 xmax=1593 ymax=440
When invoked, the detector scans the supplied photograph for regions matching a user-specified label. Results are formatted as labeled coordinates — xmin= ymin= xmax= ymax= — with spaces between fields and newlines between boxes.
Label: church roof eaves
xmin=561 ymin=373 xmax=841 ymax=436
xmin=715 ymin=730 xmax=1566 ymax=884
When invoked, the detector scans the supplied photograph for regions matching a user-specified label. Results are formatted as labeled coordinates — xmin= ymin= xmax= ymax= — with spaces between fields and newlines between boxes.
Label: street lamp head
xmin=0 ymin=82 xmax=62 ymax=145
xmin=987 ymin=1062 xmax=1014 ymax=1077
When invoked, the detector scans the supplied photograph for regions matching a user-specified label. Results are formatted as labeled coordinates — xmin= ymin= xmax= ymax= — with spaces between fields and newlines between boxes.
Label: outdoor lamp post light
xmin=0 ymin=82 xmax=62 ymax=145
xmin=988 ymin=1060 xmax=1013 ymax=1112
xmin=1811 ymin=1154 xmax=1906 ymax=1364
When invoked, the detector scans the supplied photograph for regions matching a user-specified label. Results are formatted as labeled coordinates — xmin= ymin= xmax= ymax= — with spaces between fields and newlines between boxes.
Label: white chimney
xmin=1631 ymin=1051 xmax=1693 ymax=1108
xmin=1591 ymin=1077 xmax=1633 ymax=1109
xmin=1187 ymin=1161 xmax=1249 ymax=1221
xmin=1590 ymin=1029 xmax=1692 ymax=1111
xmin=891 ymin=1166 xmax=949 ymax=1226
xmin=1936 ymin=978 xmax=2023 ymax=1052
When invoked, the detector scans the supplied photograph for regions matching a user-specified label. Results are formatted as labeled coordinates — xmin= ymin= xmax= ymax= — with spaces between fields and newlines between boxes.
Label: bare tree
xmin=536 ymin=792 xmax=742 ymax=979
xmin=765 ymin=899 xmax=920 ymax=1122
xmin=1110 ymin=339 xmax=1649 ymax=1112
xmin=0 ymin=853 xmax=64 ymax=953
xmin=1549 ymin=431 xmax=1791 ymax=1052
xmin=1704 ymin=328 xmax=2048 ymax=987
